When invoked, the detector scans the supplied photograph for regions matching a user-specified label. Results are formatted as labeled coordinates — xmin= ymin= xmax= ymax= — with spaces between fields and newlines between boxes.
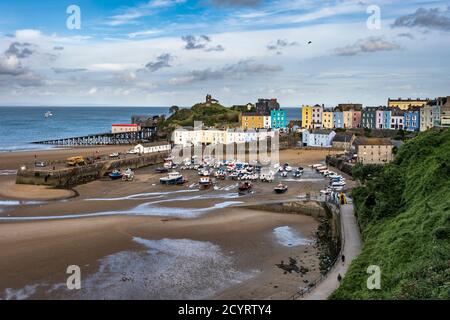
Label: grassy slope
xmin=331 ymin=129 xmax=450 ymax=299
xmin=164 ymin=103 xmax=240 ymax=128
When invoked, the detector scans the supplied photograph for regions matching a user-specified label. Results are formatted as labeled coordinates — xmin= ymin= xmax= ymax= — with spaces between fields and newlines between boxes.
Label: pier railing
xmin=33 ymin=127 xmax=157 ymax=146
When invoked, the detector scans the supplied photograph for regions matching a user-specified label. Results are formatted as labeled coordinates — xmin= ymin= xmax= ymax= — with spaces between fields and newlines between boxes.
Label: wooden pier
xmin=33 ymin=127 xmax=156 ymax=146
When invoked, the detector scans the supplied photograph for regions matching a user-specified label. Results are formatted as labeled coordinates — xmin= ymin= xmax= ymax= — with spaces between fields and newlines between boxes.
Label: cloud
xmin=53 ymin=46 xmax=64 ymax=51
xmin=335 ymin=37 xmax=400 ymax=56
xmin=392 ymin=7 xmax=450 ymax=31
xmin=181 ymin=35 xmax=225 ymax=51
xmin=5 ymin=42 xmax=35 ymax=59
xmin=205 ymin=45 xmax=225 ymax=52
xmin=145 ymin=53 xmax=173 ymax=72
xmin=127 ymin=29 xmax=160 ymax=38
xmin=14 ymin=29 xmax=42 ymax=40
xmin=169 ymin=59 xmax=282 ymax=84
xmin=211 ymin=0 xmax=261 ymax=7
xmin=106 ymin=0 xmax=186 ymax=26
xmin=267 ymin=39 xmax=298 ymax=52
xmin=397 ymin=33 xmax=414 ymax=39
xmin=52 ymin=67 xmax=87 ymax=74
xmin=0 ymin=55 xmax=25 ymax=76
xmin=181 ymin=35 xmax=210 ymax=50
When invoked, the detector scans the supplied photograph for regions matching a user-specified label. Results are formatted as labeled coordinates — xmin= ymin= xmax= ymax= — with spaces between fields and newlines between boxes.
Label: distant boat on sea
xmin=44 ymin=111 xmax=53 ymax=118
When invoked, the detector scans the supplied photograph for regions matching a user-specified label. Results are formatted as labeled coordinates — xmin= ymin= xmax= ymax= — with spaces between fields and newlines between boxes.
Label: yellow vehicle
xmin=66 ymin=156 xmax=86 ymax=167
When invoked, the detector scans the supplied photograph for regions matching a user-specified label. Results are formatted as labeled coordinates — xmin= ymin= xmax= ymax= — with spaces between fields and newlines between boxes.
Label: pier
xmin=32 ymin=127 xmax=157 ymax=146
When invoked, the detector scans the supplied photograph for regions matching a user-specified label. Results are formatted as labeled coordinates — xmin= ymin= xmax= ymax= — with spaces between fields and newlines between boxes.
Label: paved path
xmin=303 ymin=203 xmax=363 ymax=300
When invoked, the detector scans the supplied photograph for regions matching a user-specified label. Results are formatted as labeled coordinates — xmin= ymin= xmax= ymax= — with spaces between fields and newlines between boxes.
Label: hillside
xmin=161 ymin=103 xmax=240 ymax=129
xmin=331 ymin=128 xmax=450 ymax=299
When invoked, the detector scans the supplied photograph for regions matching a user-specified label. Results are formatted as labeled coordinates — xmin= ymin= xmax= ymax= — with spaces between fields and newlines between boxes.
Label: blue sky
xmin=0 ymin=0 xmax=449 ymax=107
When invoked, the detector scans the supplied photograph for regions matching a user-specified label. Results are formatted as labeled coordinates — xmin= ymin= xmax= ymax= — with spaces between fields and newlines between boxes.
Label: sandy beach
xmin=0 ymin=146 xmax=351 ymax=300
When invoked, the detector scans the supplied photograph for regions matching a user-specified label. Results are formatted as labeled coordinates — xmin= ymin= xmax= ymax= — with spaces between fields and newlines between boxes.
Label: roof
xmin=354 ymin=137 xmax=393 ymax=146
xmin=333 ymin=133 xmax=354 ymax=142
xmin=112 ymin=124 xmax=139 ymax=127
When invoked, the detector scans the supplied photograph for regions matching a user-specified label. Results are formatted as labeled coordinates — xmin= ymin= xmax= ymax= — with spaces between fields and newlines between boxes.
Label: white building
xmin=302 ymin=130 xmax=336 ymax=148
xmin=312 ymin=104 xmax=323 ymax=128
xmin=263 ymin=115 xmax=272 ymax=129
xmin=173 ymin=128 xmax=276 ymax=147
xmin=390 ymin=115 xmax=404 ymax=130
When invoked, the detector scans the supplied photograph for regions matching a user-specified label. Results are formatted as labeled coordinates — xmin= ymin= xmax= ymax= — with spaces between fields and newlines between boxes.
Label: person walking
xmin=337 ymin=274 xmax=342 ymax=282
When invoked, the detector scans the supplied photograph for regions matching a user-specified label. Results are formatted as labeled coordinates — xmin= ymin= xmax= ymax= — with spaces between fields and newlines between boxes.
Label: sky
xmin=0 ymin=0 xmax=449 ymax=107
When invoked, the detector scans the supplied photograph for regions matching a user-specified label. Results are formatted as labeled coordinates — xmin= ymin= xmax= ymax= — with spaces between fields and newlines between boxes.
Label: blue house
xmin=382 ymin=109 xmax=391 ymax=130
xmin=333 ymin=111 xmax=344 ymax=128
xmin=271 ymin=109 xmax=287 ymax=129
xmin=404 ymin=108 xmax=420 ymax=131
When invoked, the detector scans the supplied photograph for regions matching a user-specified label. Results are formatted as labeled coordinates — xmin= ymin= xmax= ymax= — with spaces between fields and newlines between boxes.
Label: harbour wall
xmin=16 ymin=151 xmax=169 ymax=187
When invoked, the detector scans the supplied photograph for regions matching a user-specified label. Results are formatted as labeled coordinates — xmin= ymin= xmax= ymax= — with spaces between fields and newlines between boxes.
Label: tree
xmin=169 ymin=105 xmax=179 ymax=114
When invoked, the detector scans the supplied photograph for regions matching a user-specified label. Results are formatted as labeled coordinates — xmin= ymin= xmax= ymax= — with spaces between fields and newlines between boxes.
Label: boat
xmin=199 ymin=177 xmax=213 ymax=190
xmin=122 ymin=168 xmax=134 ymax=181
xmin=281 ymin=171 xmax=288 ymax=178
xmin=160 ymin=172 xmax=184 ymax=185
xmin=331 ymin=181 xmax=346 ymax=187
xmin=108 ymin=170 xmax=123 ymax=180
xmin=44 ymin=111 xmax=53 ymax=118
xmin=109 ymin=152 xmax=119 ymax=158
xmin=293 ymin=170 xmax=302 ymax=178
xmin=155 ymin=167 xmax=168 ymax=173
xmin=274 ymin=183 xmax=288 ymax=194
xmin=238 ymin=181 xmax=253 ymax=193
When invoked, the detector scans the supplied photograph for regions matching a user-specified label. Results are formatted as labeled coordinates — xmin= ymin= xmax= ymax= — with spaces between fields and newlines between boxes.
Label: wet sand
xmin=0 ymin=147 xmax=351 ymax=300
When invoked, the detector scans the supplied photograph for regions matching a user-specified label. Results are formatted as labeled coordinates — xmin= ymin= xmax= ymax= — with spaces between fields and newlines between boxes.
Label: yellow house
xmin=322 ymin=111 xmax=334 ymax=129
xmin=241 ymin=113 xmax=265 ymax=129
xmin=301 ymin=105 xmax=313 ymax=128
xmin=388 ymin=98 xmax=430 ymax=111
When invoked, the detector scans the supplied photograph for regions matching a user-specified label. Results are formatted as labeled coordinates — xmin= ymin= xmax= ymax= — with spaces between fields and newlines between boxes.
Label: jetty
xmin=32 ymin=127 xmax=157 ymax=146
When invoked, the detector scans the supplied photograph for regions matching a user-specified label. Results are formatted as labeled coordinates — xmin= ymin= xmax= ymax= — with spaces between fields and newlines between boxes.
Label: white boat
xmin=44 ymin=111 xmax=53 ymax=118
xmin=160 ymin=172 xmax=185 ymax=185
xmin=109 ymin=152 xmax=119 ymax=158
xmin=331 ymin=181 xmax=346 ymax=187
xmin=311 ymin=163 xmax=323 ymax=168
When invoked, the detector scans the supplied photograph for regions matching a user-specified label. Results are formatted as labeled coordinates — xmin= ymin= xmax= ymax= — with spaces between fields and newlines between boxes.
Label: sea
xmin=0 ymin=107 xmax=302 ymax=152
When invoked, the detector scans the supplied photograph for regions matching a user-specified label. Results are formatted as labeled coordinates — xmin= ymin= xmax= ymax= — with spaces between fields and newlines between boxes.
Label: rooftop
xmin=355 ymin=137 xmax=393 ymax=146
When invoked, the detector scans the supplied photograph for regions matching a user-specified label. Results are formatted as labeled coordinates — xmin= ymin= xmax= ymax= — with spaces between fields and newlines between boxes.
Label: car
xmin=35 ymin=161 xmax=46 ymax=167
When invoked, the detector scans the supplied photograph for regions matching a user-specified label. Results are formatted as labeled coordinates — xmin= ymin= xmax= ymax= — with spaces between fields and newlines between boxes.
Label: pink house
xmin=375 ymin=110 xmax=384 ymax=129
xmin=352 ymin=111 xmax=361 ymax=128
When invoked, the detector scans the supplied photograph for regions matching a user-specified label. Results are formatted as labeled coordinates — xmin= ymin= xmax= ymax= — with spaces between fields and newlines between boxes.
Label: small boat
xmin=155 ymin=167 xmax=168 ymax=173
xmin=122 ymin=168 xmax=134 ymax=181
xmin=281 ymin=171 xmax=288 ymax=178
xmin=293 ymin=170 xmax=302 ymax=178
xmin=109 ymin=170 xmax=123 ymax=180
xmin=331 ymin=181 xmax=346 ymax=187
xmin=238 ymin=181 xmax=253 ymax=193
xmin=274 ymin=183 xmax=288 ymax=194
xmin=160 ymin=172 xmax=184 ymax=185
xmin=44 ymin=111 xmax=53 ymax=118
xmin=109 ymin=152 xmax=119 ymax=158
xmin=199 ymin=177 xmax=213 ymax=190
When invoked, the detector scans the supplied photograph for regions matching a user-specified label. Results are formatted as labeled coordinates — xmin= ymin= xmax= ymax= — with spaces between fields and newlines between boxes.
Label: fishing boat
xmin=160 ymin=172 xmax=184 ymax=185
xmin=199 ymin=177 xmax=213 ymax=190
xmin=108 ymin=170 xmax=123 ymax=180
xmin=274 ymin=183 xmax=288 ymax=194
xmin=44 ymin=111 xmax=53 ymax=118
xmin=238 ymin=181 xmax=253 ymax=193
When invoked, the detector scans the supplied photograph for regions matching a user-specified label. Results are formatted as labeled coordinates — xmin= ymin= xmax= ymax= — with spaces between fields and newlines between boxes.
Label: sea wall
xmin=326 ymin=155 xmax=354 ymax=176
xmin=16 ymin=151 xmax=169 ymax=187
